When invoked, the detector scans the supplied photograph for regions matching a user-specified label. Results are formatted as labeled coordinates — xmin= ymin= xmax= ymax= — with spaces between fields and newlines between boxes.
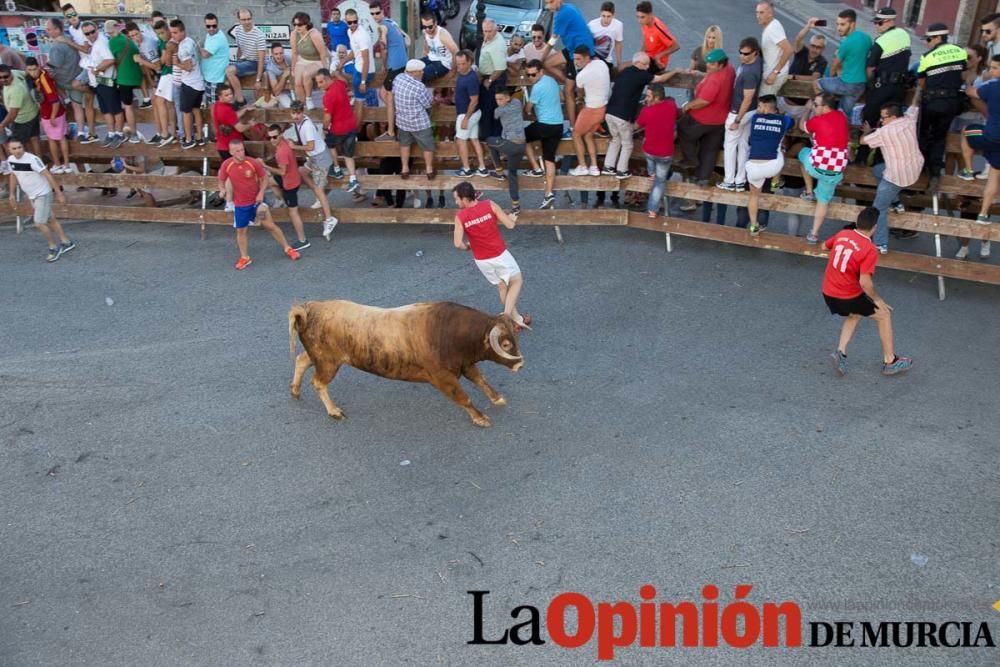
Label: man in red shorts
xmin=569 ymin=45 xmax=610 ymax=176
xmin=452 ymin=181 xmax=530 ymax=329
xmin=218 ymin=138 xmax=300 ymax=270
xmin=823 ymin=206 xmax=912 ymax=377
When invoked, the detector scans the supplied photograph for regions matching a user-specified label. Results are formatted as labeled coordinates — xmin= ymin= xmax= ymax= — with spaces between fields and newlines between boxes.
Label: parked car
xmin=459 ymin=0 xmax=550 ymax=51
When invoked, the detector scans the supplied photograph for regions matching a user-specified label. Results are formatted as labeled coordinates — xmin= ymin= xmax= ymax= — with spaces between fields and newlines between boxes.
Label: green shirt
xmin=110 ymin=33 xmax=143 ymax=87
xmin=836 ymin=30 xmax=872 ymax=85
xmin=3 ymin=71 xmax=38 ymax=124
xmin=478 ymin=35 xmax=507 ymax=76
xmin=157 ymin=37 xmax=172 ymax=75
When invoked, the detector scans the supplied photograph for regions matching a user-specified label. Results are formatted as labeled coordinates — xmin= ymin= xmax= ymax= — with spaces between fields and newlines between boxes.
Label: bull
xmin=288 ymin=300 xmax=525 ymax=427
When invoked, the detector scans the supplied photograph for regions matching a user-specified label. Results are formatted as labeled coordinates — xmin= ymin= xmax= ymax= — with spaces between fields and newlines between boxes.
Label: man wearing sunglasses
xmin=916 ymin=23 xmax=968 ymax=191
xmin=784 ymin=18 xmax=827 ymax=119
xmin=980 ymin=14 xmax=1000 ymax=64
xmin=419 ymin=11 xmax=457 ymax=82
xmin=862 ymin=8 xmax=911 ymax=134
xmin=522 ymin=24 xmax=566 ymax=83
xmin=200 ymin=14 xmax=230 ymax=108
xmin=370 ymin=1 xmax=408 ymax=142
xmin=263 ymin=125 xmax=310 ymax=250
xmin=57 ymin=5 xmax=98 ymax=143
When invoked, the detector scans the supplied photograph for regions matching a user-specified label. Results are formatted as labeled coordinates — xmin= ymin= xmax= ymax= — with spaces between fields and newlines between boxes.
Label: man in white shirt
xmin=588 ymin=2 xmax=623 ymax=66
xmin=57 ymin=4 xmax=98 ymax=143
xmin=6 ymin=138 xmax=73 ymax=262
xmin=756 ymin=0 xmax=793 ymax=95
xmin=569 ymin=45 xmax=610 ymax=176
xmin=343 ymin=8 xmax=373 ymax=128
xmin=89 ymin=22 xmax=126 ymax=148
xmin=288 ymin=101 xmax=339 ymax=233
xmin=170 ymin=19 xmax=205 ymax=149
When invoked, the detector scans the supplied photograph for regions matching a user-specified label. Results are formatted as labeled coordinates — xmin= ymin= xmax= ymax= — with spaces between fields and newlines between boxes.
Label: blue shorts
xmin=232 ymin=60 xmax=258 ymax=78
xmin=798 ymin=147 xmax=844 ymax=204
xmin=233 ymin=203 xmax=259 ymax=229
xmin=964 ymin=124 xmax=1000 ymax=169
xmin=343 ymin=63 xmax=374 ymax=98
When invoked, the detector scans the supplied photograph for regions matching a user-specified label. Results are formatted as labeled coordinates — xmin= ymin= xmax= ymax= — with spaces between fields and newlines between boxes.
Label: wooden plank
xmin=626 ymin=213 xmax=1000 ymax=286
xmin=56 ymin=172 xmax=217 ymax=191
xmin=354 ymin=173 xmax=621 ymax=191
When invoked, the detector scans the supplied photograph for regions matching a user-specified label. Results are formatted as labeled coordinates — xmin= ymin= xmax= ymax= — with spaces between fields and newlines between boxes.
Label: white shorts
xmin=745 ymin=156 xmax=785 ymax=189
xmin=474 ymin=249 xmax=521 ymax=285
xmin=455 ymin=110 xmax=481 ymax=141
xmin=155 ymin=75 xmax=173 ymax=102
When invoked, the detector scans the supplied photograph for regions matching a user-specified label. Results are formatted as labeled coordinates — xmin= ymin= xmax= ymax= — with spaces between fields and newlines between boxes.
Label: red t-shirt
xmin=218 ymin=157 xmax=267 ymax=207
xmin=323 ymin=80 xmax=357 ymax=135
xmin=37 ymin=71 xmax=65 ymax=119
xmin=636 ymin=98 xmax=677 ymax=158
xmin=457 ymin=200 xmax=507 ymax=260
xmin=822 ymin=229 xmax=878 ymax=299
xmin=274 ymin=140 xmax=302 ymax=190
xmin=642 ymin=17 xmax=677 ymax=69
xmin=805 ymin=111 xmax=850 ymax=172
xmin=213 ymin=102 xmax=243 ymax=152
xmin=690 ymin=65 xmax=734 ymax=126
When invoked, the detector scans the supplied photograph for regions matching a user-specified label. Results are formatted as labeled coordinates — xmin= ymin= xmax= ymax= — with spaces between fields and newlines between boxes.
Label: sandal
xmin=426 ymin=171 xmax=436 ymax=181
xmin=400 ymin=171 xmax=410 ymax=180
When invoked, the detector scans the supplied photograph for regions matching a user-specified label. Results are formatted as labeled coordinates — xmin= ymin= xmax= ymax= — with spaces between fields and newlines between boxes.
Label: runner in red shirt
xmin=218 ymin=139 xmax=299 ymax=270
xmin=261 ymin=124 xmax=309 ymax=251
xmin=452 ymin=181 xmax=530 ymax=329
xmin=822 ymin=207 xmax=912 ymax=376
xmin=213 ymin=84 xmax=254 ymax=160
xmin=315 ymin=69 xmax=362 ymax=194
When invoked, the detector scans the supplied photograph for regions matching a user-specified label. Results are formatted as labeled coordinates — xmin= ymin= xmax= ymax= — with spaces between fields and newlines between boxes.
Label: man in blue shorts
xmin=958 ymin=54 xmax=1000 ymax=259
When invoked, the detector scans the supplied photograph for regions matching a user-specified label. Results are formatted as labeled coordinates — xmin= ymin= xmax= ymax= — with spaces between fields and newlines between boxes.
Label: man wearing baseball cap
xmin=917 ymin=23 xmax=967 ymax=190
xmin=393 ymin=59 xmax=436 ymax=180
xmin=863 ymin=8 xmax=911 ymax=135
xmin=677 ymin=48 xmax=734 ymax=188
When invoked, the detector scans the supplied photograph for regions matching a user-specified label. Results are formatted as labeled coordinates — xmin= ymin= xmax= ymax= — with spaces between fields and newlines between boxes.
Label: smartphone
xmin=814 ymin=19 xmax=827 ymax=27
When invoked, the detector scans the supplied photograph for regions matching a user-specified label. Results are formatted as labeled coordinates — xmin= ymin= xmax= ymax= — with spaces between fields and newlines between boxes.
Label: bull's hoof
xmin=290 ymin=385 xmax=301 ymax=400
xmin=328 ymin=410 xmax=346 ymax=420
xmin=471 ymin=414 xmax=492 ymax=428
xmin=491 ymin=395 xmax=507 ymax=406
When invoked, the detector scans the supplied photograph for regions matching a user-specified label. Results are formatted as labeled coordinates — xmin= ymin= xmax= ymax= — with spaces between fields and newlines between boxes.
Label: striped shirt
xmin=392 ymin=72 xmax=433 ymax=132
xmin=234 ymin=26 xmax=266 ymax=63
xmin=860 ymin=105 xmax=923 ymax=187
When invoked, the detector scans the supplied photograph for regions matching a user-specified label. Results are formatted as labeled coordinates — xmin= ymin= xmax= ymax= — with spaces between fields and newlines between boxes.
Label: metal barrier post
xmin=553 ymin=225 xmax=563 ymax=243
xmin=932 ymin=192 xmax=946 ymax=301
xmin=15 ymin=185 xmax=22 ymax=234
xmin=201 ymin=156 xmax=208 ymax=240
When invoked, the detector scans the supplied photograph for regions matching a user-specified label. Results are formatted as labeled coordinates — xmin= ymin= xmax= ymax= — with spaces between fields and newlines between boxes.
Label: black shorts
xmin=273 ymin=174 xmax=300 ymax=207
xmin=117 ymin=84 xmax=136 ymax=106
xmin=324 ymin=130 xmax=357 ymax=157
xmin=562 ymin=49 xmax=577 ymax=80
xmin=824 ymin=293 xmax=877 ymax=317
xmin=11 ymin=116 xmax=41 ymax=142
xmin=383 ymin=67 xmax=404 ymax=92
xmin=179 ymin=84 xmax=204 ymax=113
xmin=95 ymin=83 xmax=122 ymax=115
xmin=525 ymin=121 xmax=563 ymax=163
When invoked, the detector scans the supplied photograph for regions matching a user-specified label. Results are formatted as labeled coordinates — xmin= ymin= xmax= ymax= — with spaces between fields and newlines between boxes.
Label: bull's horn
xmin=489 ymin=325 xmax=523 ymax=362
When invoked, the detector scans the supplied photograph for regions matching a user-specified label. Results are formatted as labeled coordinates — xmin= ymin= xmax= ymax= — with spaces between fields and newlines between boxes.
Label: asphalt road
xmin=1 ymin=209 xmax=999 ymax=665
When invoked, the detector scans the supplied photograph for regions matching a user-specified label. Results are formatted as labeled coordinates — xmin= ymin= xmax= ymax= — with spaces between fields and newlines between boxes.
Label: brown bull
xmin=288 ymin=300 xmax=525 ymax=427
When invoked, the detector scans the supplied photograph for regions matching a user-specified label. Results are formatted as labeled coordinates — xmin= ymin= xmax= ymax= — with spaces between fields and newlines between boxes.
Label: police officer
xmin=864 ymin=8 xmax=911 ymax=132
xmin=917 ymin=23 xmax=967 ymax=188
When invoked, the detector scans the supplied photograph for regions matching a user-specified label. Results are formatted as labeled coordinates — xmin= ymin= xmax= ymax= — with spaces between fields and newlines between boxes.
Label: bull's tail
xmin=288 ymin=303 xmax=309 ymax=359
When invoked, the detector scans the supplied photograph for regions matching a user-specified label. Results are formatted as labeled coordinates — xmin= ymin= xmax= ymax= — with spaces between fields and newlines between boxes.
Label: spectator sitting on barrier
xmin=635 ymin=83 xmax=677 ymax=219
xmin=171 ymin=19 xmax=206 ymax=150
xmin=314 ymin=68 xmax=361 ymax=195
xmin=718 ymin=37 xmax=763 ymax=192
xmin=523 ymin=59 xmax=565 ymax=210
xmin=506 ymin=35 xmax=526 ymax=76
xmin=264 ymin=43 xmax=293 ymax=101
xmin=589 ymin=2 xmax=624 ymax=67
xmin=543 ymin=0 xmax=594 ymax=126
xmin=744 ymin=94 xmax=793 ymax=236
xmin=393 ymin=60 xmax=436 ymax=180
xmin=454 ymin=50 xmax=489 ymax=178
xmin=784 ymin=19 xmax=826 ymax=120
xmin=290 ymin=12 xmax=328 ymax=109
xmin=487 ymin=88 xmax=527 ymax=215
xmin=420 ymin=11 xmax=457 ymax=82
xmin=262 ymin=124 xmax=310 ymax=250
xmin=114 ymin=22 xmax=144 ymax=143
xmin=24 ymin=58 xmax=70 ymax=174
xmin=226 ymin=8 xmax=267 ymax=107
xmin=345 ymin=8 xmax=375 ymax=130
xmin=134 ymin=20 xmax=175 ymax=145
xmin=799 ymin=93 xmax=849 ymax=244
xmin=287 ymin=100 xmax=340 ymax=231
xmin=569 ymin=46 xmax=610 ymax=176
xmin=676 ymin=48 xmax=734 ymax=199
xmin=253 ymin=79 xmax=280 ymax=109
xmin=371 ymin=1 xmax=410 ymax=143
xmin=218 ymin=138 xmax=299 ymax=270
xmin=0 ymin=66 xmax=42 ymax=158
xmin=859 ymin=94 xmax=923 ymax=255
xmin=524 ymin=24 xmax=567 ymax=84
xmin=6 ymin=138 xmax=73 ymax=263
xmin=602 ymin=52 xmax=674 ymax=179
xmin=814 ymin=10 xmax=870 ymax=126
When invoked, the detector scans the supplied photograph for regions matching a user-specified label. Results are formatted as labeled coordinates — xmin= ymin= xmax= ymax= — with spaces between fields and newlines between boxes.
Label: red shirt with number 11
xmin=822 ymin=229 xmax=878 ymax=299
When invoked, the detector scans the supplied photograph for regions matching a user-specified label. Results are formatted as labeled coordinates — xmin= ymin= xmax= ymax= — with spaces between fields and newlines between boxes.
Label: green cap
xmin=705 ymin=48 xmax=727 ymax=63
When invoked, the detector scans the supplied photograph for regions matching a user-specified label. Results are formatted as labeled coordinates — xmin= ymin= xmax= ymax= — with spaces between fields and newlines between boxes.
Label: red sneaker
xmin=235 ymin=256 xmax=252 ymax=270
xmin=285 ymin=247 xmax=300 ymax=261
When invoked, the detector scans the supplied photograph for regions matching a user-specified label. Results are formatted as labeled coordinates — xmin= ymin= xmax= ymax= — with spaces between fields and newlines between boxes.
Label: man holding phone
xmin=784 ymin=18 xmax=827 ymax=119
xmin=815 ymin=9 xmax=871 ymax=124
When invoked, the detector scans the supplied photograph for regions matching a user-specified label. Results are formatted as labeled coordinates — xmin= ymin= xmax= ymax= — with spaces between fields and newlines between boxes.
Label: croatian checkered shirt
xmin=393 ymin=73 xmax=433 ymax=132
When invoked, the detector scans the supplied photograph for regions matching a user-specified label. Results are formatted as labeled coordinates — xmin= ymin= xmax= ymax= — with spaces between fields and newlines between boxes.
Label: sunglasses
xmin=873 ymin=20 xmax=886 ymax=26
xmin=205 ymin=24 xmax=218 ymax=28
xmin=346 ymin=20 xmax=358 ymax=25
xmin=293 ymin=22 xmax=302 ymax=26
xmin=422 ymin=24 xmax=435 ymax=30
xmin=739 ymin=50 xmax=752 ymax=55
xmin=65 ymin=11 xmax=77 ymax=17
xmin=83 ymin=29 xmax=96 ymax=35
xmin=370 ymin=9 xmax=382 ymax=15
xmin=983 ymin=28 xmax=994 ymax=34
xmin=268 ymin=135 xmax=280 ymax=140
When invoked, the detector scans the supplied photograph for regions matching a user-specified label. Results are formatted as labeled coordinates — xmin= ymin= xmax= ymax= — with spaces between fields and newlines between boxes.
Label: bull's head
xmin=486 ymin=315 xmax=524 ymax=372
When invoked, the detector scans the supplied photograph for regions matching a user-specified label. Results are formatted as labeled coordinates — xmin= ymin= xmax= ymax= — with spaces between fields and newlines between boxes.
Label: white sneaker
xmin=955 ymin=246 xmax=969 ymax=260
xmin=224 ymin=201 xmax=235 ymax=212
xmin=322 ymin=216 xmax=338 ymax=240
xmin=588 ymin=165 xmax=600 ymax=176
xmin=50 ymin=165 xmax=64 ymax=174
xmin=982 ymin=241 xmax=992 ymax=258
xmin=570 ymin=165 xmax=589 ymax=176
xmin=976 ymin=165 xmax=991 ymax=181
xmin=305 ymin=98 xmax=315 ymax=110
xmin=310 ymin=199 xmax=323 ymax=209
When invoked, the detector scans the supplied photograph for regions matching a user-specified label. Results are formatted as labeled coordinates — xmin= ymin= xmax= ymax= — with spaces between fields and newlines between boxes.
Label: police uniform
xmin=863 ymin=8 xmax=911 ymax=129
xmin=917 ymin=23 xmax=968 ymax=177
